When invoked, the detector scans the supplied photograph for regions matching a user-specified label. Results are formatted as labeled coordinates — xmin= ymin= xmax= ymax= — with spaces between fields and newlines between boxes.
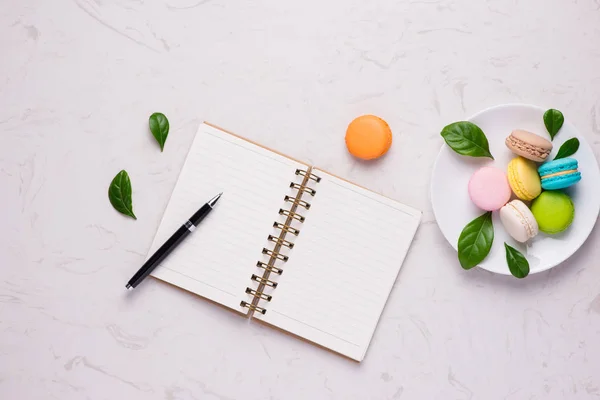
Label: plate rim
xmin=430 ymin=103 xmax=600 ymax=275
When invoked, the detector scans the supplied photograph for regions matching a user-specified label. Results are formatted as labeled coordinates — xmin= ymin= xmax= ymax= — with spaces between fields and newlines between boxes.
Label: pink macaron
xmin=468 ymin=167 xmax=511 ymax=211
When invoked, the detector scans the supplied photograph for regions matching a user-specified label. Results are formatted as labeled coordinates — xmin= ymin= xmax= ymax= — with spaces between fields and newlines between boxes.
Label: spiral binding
xmin=239 ymin=301 xmax=266 ymax=314
xmin=284 ymin=195 xmax=311 ymax=210
xmin=267 ymin=235 xmax=294 ymax=249
xmin=245 ymin=287 xmax=272 ymax=301
xmin=251 ymin=274 xmax=278 ymax=287
xmin=279 ymin=209 xmax=305 ymax=222
xmin=256 ymin=261 xmax=283 ymax=275
xmin=290 ymin=183 xmax=316 ymax=196
xmin=262 ymin=248 xmax=289 ymax=262
xmin=295 ymin=169 xmax=322 ymax=182
xmin=241 ymin=168 xmax=321 ymax=314
xmin=273 ymin=222 xmax=300 ymax=236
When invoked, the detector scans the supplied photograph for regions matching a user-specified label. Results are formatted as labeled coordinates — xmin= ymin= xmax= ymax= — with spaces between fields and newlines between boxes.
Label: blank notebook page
xmin=149 ymin=123 xmax=304 ymax=313
xmin=254 ymin=169 xmax=421 ymax=361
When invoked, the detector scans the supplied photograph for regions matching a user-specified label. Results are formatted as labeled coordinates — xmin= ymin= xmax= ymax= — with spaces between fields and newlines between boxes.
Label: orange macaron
xmin=345 ymin=115 xmax=392 ymax=160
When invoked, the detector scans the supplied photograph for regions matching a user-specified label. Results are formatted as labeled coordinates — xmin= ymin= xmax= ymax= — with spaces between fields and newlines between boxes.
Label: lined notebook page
xmin=254 ymin=169 xmax=421 ymax=361
xmin=149 ymin=123 xmax=304 ymax=313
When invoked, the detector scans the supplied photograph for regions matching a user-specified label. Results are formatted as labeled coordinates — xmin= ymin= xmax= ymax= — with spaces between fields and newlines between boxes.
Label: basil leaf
xmin=108 ymin=170 xmax=136 ymax=220
xmin=457 ymin=212 xmax=494 ymax=269
xmin=543 ymin=109 xmax=564 ymax=140
xmin=554 ymin=137 xmax=579 ymax=160
xmin=440 ymin=121 xmax=494 ymax=159
xmin=504 ymin=243 xmax=529 ymax=278
xmin=149 ymin=112 xmax=170 ymax=152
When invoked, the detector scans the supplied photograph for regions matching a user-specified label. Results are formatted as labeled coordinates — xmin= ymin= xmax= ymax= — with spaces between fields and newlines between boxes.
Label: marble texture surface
xmin=2 ymin=0 xmax=600 ymax=399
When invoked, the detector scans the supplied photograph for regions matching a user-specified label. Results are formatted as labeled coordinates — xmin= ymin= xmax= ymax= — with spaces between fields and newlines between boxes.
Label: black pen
xmin=126 ymin=192 xmax=223 ymax=289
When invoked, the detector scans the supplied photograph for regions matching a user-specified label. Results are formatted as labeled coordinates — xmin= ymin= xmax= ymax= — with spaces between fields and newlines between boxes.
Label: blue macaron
xmin=538 ymin=157 xmax=581 ymax=190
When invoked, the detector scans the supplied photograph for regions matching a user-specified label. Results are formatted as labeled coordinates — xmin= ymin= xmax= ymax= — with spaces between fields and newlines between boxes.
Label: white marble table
xmin=2 ymin=0 xmax=600 ymax=398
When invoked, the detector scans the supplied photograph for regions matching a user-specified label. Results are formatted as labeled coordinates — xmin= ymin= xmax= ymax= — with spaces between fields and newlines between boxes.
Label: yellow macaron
xmin=507 ymin=157 xmax=542 ymax=201
xmin=345 ymin=115 xmax=392 ymax=160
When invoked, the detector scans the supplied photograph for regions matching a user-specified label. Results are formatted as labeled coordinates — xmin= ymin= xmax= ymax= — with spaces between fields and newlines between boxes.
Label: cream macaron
xmin=499 ymin=200 xmax=539 ymax=243
xmin=505 ymin=130 xmax=552 ymax=162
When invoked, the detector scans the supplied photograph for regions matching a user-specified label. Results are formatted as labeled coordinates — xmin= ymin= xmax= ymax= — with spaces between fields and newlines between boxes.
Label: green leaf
xmin=554 ymin=137 xmax=579 ymax=160
xmin=149 ymin=112 xmax=170 ymax=151
xmin=543 ymin=109 xmax=564 ymax=140
xmin=441 ymin=121 xmax=494 ymax=159
xmin=504 ymin=243 xmax=529 ymax=278
xmin=457 ymin=212 xmax=494 ymax=269
xmin=108 ymin=170 xmax=136 ymax=220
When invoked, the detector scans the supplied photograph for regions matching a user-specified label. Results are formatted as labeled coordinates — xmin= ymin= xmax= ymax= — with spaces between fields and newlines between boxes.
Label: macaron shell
xmin=538 ymin=157 xmax=578 ymax=175
xmin=511 ymin=130 xmax=553 ymax=150
xmin=531 ymin=191 xmax=575 ymax=234
xmin=500 ymin=200 xmax=539 ymax=242
xmin=345 ymin=115 xmax=392 ymax=160
xmin=541 ymin=172 xmax=582 ymax=190
xmin=507 ymin=157 xmax=542 ymax=201
xmin=468 ymin=167 xmax=511 ymax=211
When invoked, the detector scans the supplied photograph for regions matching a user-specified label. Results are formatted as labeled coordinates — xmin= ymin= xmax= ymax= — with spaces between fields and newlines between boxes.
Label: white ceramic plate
xmin=431 ymin=104 xmax=600 ymax=275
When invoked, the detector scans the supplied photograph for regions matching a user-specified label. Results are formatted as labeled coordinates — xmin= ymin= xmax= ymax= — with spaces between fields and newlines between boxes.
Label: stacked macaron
xmin=468 ymin=129 xmax=580 ymax=243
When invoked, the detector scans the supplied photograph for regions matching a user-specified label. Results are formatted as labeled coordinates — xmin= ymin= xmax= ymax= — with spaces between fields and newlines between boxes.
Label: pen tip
xmin=208 ymin=192 xmax=223 ymax=208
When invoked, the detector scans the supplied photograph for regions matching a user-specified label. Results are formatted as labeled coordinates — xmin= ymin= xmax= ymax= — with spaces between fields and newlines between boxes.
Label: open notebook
xmin=148 ymin=122 xmax=421 ymax=361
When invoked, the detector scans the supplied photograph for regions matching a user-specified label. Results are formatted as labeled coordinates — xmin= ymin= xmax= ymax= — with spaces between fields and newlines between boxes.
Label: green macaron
xmin=530 ymin=191 xmax=575 ymax=234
